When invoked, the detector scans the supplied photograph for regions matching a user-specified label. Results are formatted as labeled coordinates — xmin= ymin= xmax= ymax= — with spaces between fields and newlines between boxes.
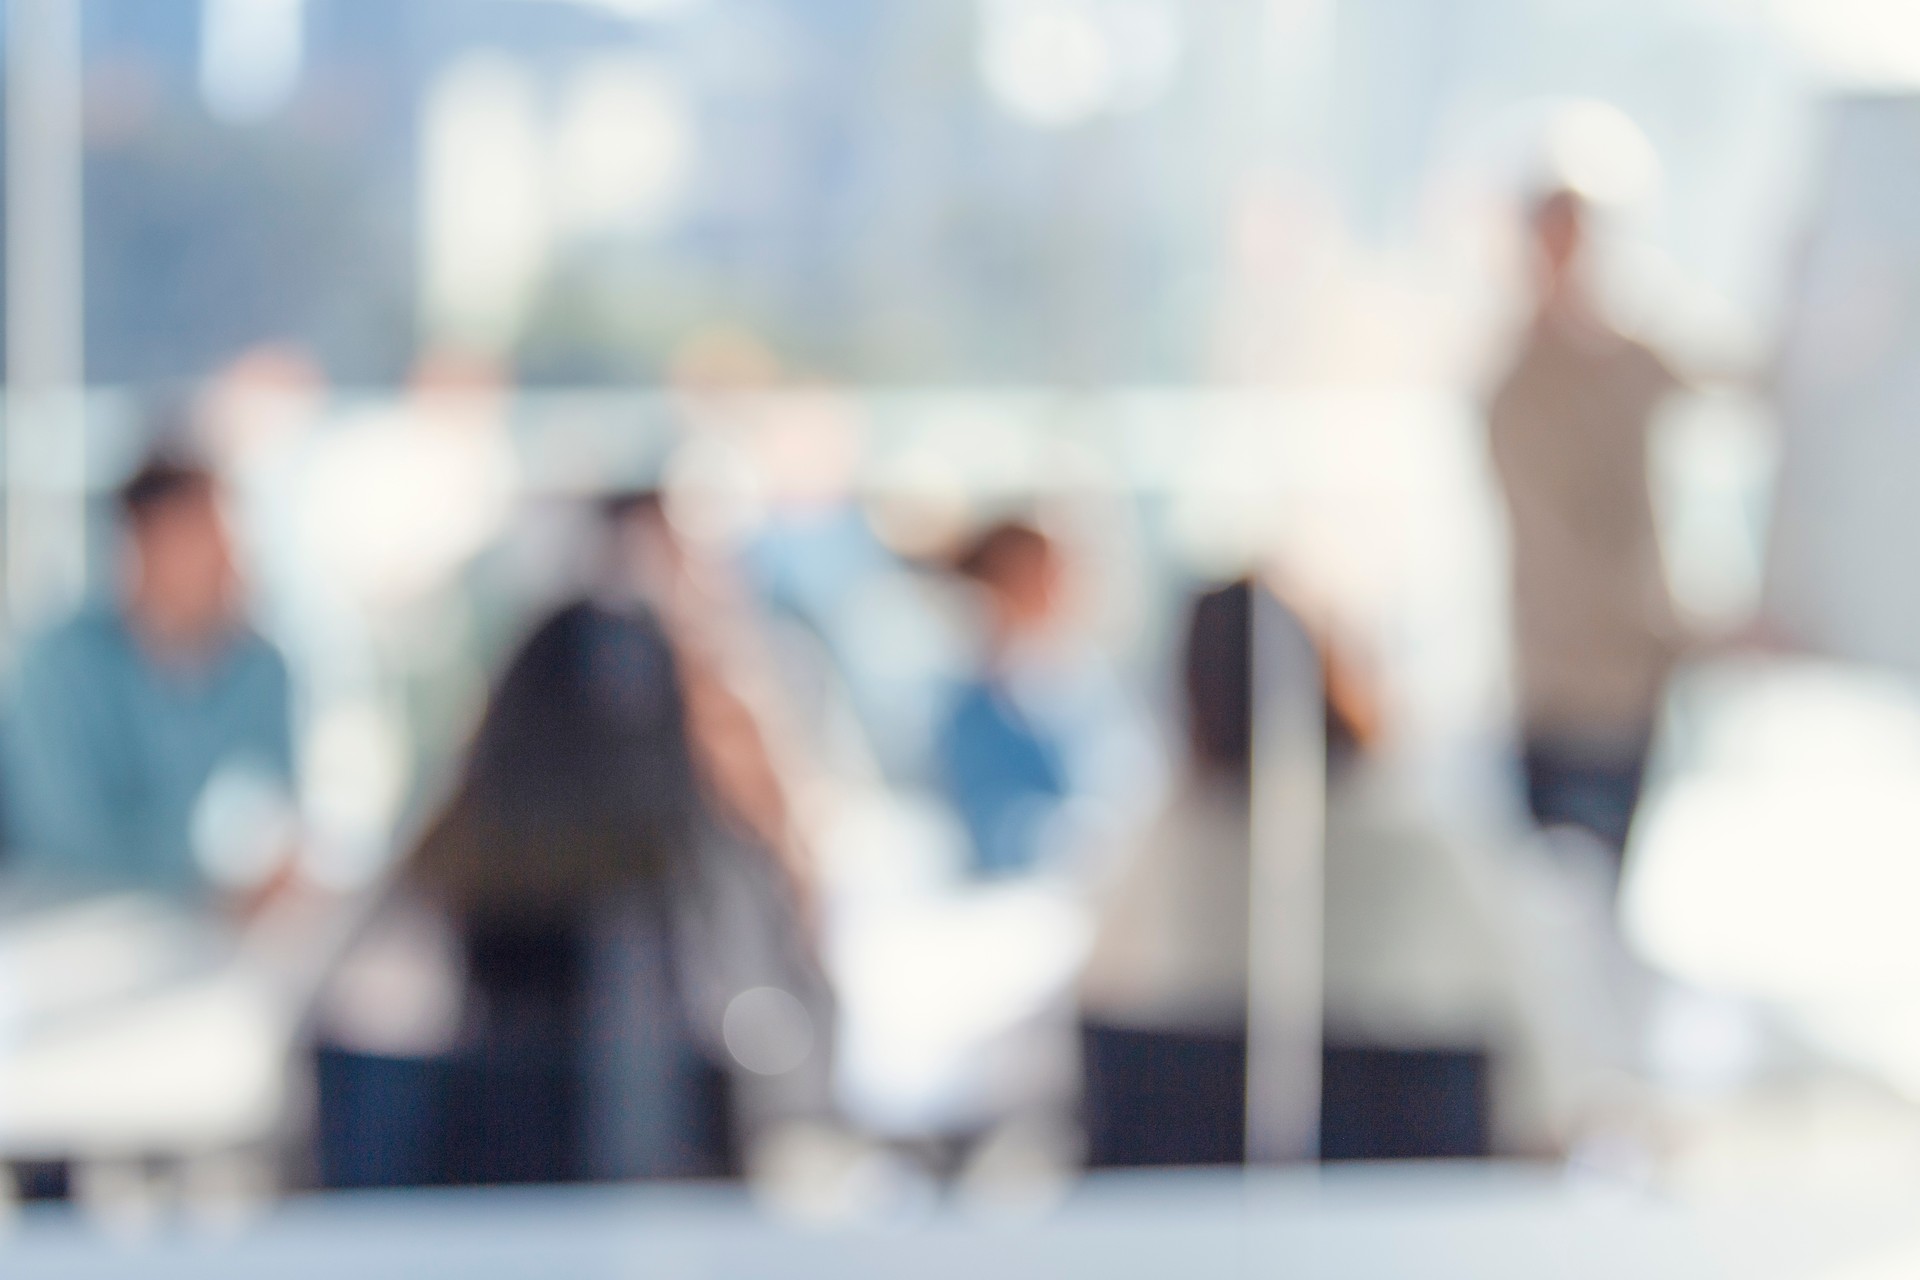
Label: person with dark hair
xmin=1080 ymin=579 xmax=1541 ymax=1168
xmin=409 ymin=601 xmax=699 ymax=917
xmin=319 ymin=600 xmax=725 ymax=1186
xmin=1489 ymin=187 xmax=1688 ymax=871
xmin=1076 ymin=580 xmax=1266 ymax=1166
xmin=316 ymin=582 xmax=832 ymax=1187
xmin=1 ymin=450 xmax=295 ymax=901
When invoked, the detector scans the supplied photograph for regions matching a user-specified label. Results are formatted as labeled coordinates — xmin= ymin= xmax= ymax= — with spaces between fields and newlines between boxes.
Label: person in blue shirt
xmin=2 ymin=453 xmax=295 ymax=901
xmin=937 ymin=522 xmax=1071 ymax=878
xmin=936 ymin=520 xmax=1168 ymax=879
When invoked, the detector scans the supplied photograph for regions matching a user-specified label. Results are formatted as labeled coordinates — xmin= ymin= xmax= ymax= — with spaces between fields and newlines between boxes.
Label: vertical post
xmin=1245 ymin=585 xmax=1326 ymax=1163
xmin=6 ymin=0 xmax=88 ymax=634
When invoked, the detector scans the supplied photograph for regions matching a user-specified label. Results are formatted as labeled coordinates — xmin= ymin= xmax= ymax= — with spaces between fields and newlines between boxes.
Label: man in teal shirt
xmin=2 ymin=454 xmax=294 ymax=900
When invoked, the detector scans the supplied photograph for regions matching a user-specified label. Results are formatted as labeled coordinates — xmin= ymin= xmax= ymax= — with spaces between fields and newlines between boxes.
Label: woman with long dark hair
xmin=317 ymin=597 xmax=818 ymax=1186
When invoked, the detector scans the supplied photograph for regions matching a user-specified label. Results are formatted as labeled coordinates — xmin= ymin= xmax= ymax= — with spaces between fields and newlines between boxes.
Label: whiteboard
xmin=1766 ymin=95 xmax=1920 ymax=670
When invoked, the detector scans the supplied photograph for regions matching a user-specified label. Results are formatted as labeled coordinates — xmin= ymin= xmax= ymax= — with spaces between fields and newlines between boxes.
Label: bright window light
xmin=553 ymin=56 xmax=695 ymax=236
xmin=419 ymin=52 xmax=551 ymax=351
xmin=1777 ymin=0 xmax=1920 ymax=87
xmin=200 ymin=0 xmax=307 ymax=124
xmin=979 ymin=0 xmax=1183 ymax=129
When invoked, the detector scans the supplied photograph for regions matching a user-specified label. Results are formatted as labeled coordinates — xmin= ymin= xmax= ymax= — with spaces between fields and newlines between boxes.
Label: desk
xmin=0 ymin=895 xmax=301 ymax=1163
xmin=8 ymin=1165 xmax=1919 ymax=1279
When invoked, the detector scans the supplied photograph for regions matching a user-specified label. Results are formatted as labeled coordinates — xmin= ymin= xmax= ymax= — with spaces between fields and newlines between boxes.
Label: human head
xmin=604 ymin=488 xmax=668 ymax=536
xmin=411 ymin=600 xmax=699 ymax=918
xmin=954 ymin=520 xmax=1062 ymax=641
xmin=1182 ymin=577 xmax=1376 ymax=783
xmin=118 ymin=453 xmax=238 ymax=655
xmin=1184 ymin=580 xmax=1254 ymax=780
xmin=1529 ymin=187 xmax=1587 ymax=297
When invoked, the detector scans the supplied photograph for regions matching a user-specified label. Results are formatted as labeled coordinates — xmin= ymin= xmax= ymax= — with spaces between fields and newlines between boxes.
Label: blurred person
xmin=1 ymin=451 xmax=296 ymax=904
xmin=935 ymin=520 xmax=1161 ymax=880
xmin=194 ymin=345 xmax=522 ymax=892
xmin=317 ymin=597 xmax=828 ymax=1187
xmin=598 ymin=493 xmax=842 ymax=1155
xmin=736 ymin=383 xmax=963 ymax=786
xmin=1081 ymin=579 xmax=1578 ymax=1166
xmin=1489 ymin=188 xmax=1688 ymax=869
xmin=602 ymin=490 xmax=813 ymax=905
xmin=1077 ymin=579 xmax=1371 ymax=1166
xmin=662 ymin=348 xmax=963 ymax=788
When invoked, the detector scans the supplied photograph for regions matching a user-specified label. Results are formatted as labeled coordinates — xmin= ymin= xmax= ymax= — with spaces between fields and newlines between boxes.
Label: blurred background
xmin=5 ymin=0 xmax=1920 ymax=1255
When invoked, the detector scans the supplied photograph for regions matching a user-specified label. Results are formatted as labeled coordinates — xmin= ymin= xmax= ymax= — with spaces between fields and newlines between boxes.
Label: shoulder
xmin=230 ymin=623 xmax=287 ymax=666
xmin=1486 ymin=327 xmax=1555 ymax=419
xmin=938 ymin=679 xmax=1015 ymax=749
xmin=1627 ymin=336 xmax=1681 ymax=390
xmin=221 ymin=625 xmax=292 ymax=692
xmin=20 ymin=607 xmax=133 ymax=678
xmin=943 ymin=678 xmax=1005 ymax=723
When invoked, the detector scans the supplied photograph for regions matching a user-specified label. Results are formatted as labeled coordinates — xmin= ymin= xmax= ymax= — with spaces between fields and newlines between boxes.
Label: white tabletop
xmin=8 ymin=1165 xmax=1920 ymax=1280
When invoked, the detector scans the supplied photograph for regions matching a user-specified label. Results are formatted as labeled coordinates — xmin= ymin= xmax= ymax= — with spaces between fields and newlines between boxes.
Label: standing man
xmin=1489 ymin=188 xmax=1686 ymax=870
xmin=2 ymin=451 xmax=295 ymax=902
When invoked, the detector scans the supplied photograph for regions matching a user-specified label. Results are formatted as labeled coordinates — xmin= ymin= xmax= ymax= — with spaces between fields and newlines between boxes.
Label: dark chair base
xmin=1081 ymin=1022 xmax=1490 ymax=1168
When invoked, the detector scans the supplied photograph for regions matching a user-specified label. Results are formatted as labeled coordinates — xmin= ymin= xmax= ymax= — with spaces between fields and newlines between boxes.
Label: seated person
xmin=1 ymin=452 xmax=294 ymax=903
xmin=935 ymin=521 xmax=1160 ymax=879
xmin=1080 ymin=579 xmax=1531 ymax=1167
xmin=317 ymin=597 xmax=825 ymax=1188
